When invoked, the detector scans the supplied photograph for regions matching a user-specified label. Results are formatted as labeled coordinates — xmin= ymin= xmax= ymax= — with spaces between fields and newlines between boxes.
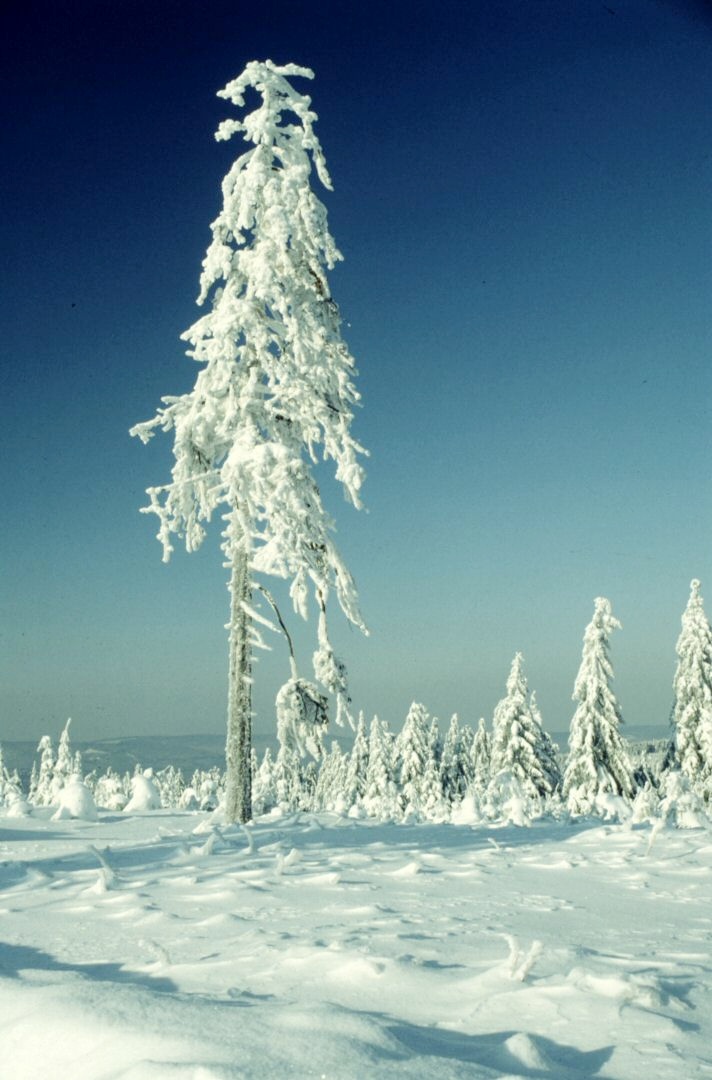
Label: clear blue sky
xmin=2 ymin=0 xmax=711 ymax=744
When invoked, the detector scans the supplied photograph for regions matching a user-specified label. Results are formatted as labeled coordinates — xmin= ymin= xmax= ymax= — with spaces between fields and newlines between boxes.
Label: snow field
xmin=1 ymin=811 xmax=712 ymax=1078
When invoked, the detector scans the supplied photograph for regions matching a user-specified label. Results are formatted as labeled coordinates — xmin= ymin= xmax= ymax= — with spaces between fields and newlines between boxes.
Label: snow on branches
xmin=130 ymin=61 xmax=368 ymax=811
xmin=670 ymin=579 xmax=712 ymax=797
xmin=130 ymin=60 xmax=367 ymax=637
xmin=563 ymin=598 xmax=635 ymax=814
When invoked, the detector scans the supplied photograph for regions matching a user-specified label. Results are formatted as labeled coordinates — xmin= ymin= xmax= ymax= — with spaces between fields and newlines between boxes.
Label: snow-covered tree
xmin=468 ymin=718 xmax=491 ymax=793
xmin=363 ymin=717 xmax=398 ymax=819
xmin=490 ymin=655 xmax=560 ymax=801
xmin=190 ymin=767 xmax=223 ymax=811
xmin=313 ymin=740 xmax=346 ymax=812
xmin=251 ymin=747 xmax=275 ymax=815
xmin=669 ymin=579 xmax=712 ymax=798
xmin=529 ymin=693 xmax=562 ymax=795
xmin=52 ymin=777 xmax=98 ymax=822
xmin=130 ymin=60 xmax=367 ymax=822
xmin=343 ymin=713 xmax=369 ymax=808
xmin=50 ymin=718 xmax=74 ymax=802
xmin=155 ymin=765 xmax=186 ymax=808
xmin=92 ymin=768 xmax=128 ymax=811
xmin=124 ymin=769 xmax=162 ymax=812
xmin=630 ymin=780 xmax=661 ymax=825
xmin=395 ymin=702 xmax=431 ymax=814
xmin=562 ymin=598 xmax=635 ymax=814
xmin=440 ymin=715 xmax=468 ymax=804
xmin=0 ymin=745 xmax=21 ymax=808
xmin=0 ymin=744 xmax=7 ymax=803
xmin=659 ymin=769 xmax=706 ymax=829
xmin=31 ymin=735 xmax=55 ymax=807
xmin=274 ymin=744 xmax=301 ymax=809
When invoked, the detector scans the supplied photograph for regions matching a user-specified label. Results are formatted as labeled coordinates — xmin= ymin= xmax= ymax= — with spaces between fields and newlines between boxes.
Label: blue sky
xmin=2 ymin=0 xmax=711 ymax=744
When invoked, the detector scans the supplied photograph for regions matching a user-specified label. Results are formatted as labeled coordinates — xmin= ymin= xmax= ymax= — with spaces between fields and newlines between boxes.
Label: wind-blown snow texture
xmin=1 ymin=809 xmax=711 ymax=1078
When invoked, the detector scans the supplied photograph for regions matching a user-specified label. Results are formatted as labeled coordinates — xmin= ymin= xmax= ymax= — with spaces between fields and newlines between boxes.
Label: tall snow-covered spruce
xmin=670 ymin=579 xmax=712 ymax=797
xmin=130 ymin=61 xmax=367 ymax=823
xmin=563 ymin=597 xmax=635 ymax=814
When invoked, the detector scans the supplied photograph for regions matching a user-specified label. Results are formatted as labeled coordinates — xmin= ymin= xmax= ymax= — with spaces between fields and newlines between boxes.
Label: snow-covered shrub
xmin=484 ymin=769 xmax=533 ymax=825
xmin=190 ymin=768 xmax=224 ymax=811
xmin=659 ymin=770 xmax=707 ymax=829
xmin=630 ymin=781 xmax=661 ymax=825
xmin=592 ymin=790 xmax=631 ymax=823
xmin=52 ymin=776 xmax=98 ymax=822
xmin=500 ymin=774 xmax=532 ymax=827
xmin=92 ymin=768 xmax=129 ymax=811
xmin=123 ymin=769 xmax=162 ymax=812
xmin=179 ymin=787 xmax=200 ymax=811
xmin=154 ymin=765 xmax=186 ymax=808
xmin=5 ymin=790 xmax=32 ymax=818
xmin=252 ymin=748 xmax=276 ymax=816
xmin=450 ymin=790 xmax=485 ymax=826
xmin=0 ymin=745 xmax=24 ymax=809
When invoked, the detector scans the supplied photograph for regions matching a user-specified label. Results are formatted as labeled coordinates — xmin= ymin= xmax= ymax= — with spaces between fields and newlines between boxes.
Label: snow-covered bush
xmin=91 ymin=768 xmax=129 ymax=811
xmin=630 ymin=781 xmax=661 ymax=825
xmin=124 ymin=770 xmax=162 ymax=812
xmin=154 ymin=766 xmax=186 ymax=808
xmin=52 ymin=776 xmax=98 ymax=822
xmin=659 ymin=769 xmax=707 ymax=829
xmin=0 ymin=744 xmax=24 ymax=810
xmin=190 ymin=768 xmax=224 ymax=811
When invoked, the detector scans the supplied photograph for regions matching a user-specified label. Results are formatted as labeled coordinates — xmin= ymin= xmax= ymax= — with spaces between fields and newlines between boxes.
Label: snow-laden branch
xmin=130 ymin=60 xmax=367 ymax=638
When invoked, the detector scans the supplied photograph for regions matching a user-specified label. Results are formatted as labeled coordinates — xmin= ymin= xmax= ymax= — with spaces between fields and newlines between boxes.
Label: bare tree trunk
xmin=225 ymin=546 xmax=252 ymax=823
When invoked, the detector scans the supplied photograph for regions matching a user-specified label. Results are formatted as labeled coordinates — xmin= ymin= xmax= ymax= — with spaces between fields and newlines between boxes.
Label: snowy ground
xmin=1 ymin=810 xmax=712 ymax=1079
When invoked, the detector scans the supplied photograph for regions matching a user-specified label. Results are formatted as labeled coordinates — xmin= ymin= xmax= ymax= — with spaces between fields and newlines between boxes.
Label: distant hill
xmin=1 ymin=730 xmax=356 ymax=785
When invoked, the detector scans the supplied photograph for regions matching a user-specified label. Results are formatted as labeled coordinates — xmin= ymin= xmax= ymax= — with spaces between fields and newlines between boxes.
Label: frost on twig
xmin=503 ymin=934 xmax=543 ymax=982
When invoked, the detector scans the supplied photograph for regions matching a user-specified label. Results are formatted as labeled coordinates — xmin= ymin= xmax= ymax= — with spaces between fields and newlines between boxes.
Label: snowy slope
xmin=1 ymin=810 xmax=711 ymax=1078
